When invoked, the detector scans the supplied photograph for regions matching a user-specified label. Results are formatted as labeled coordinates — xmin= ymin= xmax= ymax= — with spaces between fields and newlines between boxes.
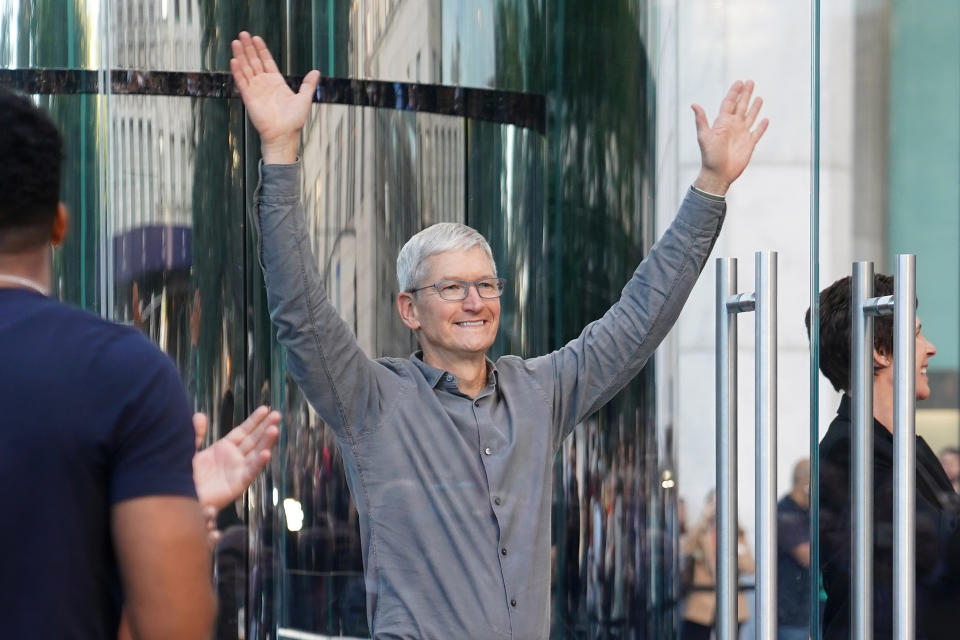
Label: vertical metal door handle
xmin=715 ymin=257 xmax=739 ymax=640
xmin=715 ymin=252 xmax=777 ymax=640
xmin=851 ymin=261 xmax=877 ymax=640
xmin=755 ymin=252 xmax=778 ymax=640
xmin=850 ymin=255 xmax=915 ymax=640
xmin=893 ymin=255 xmax=916 ymax=640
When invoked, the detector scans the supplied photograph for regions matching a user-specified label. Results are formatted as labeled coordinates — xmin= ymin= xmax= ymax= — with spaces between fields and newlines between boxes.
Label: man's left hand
xmin=691 ymin=80 xmax=769 ymax=196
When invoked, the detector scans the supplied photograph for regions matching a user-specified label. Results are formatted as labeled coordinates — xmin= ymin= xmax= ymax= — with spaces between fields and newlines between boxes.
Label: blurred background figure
xmin=938 ymin=447 xmax=960 ymax=494
xmin=681 ymin=489 xmax=755 ymax=640
xmin=777 ymin=459 xmax=811 ymax=640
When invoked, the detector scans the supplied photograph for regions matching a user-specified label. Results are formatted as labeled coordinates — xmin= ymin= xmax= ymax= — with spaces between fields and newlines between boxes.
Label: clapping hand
xmin=192 ymin=406 xmax=281 ymax=512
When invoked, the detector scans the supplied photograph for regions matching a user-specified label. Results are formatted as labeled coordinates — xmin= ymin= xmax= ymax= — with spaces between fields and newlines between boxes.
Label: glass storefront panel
xmin=3 ymin=1 xmax=104 ymax=309
xmin=107 ymin=1 xmax=283 ymax=74
xmin=667 ymin=2 xmax=817 ymax=638
xmin=42 ymin=93 xmax=102 ymax=311
xmin=544 ymin=3 xmax=663 ymax=636
xmin=265 ymin=0 xmax=547 ymax=92
xmin=466 ymin=119 xmax=546 ymax=358
xmin=0 ymin=1 xmax=98 ymax=69
xmin=107 ymin=91 xmax=249 ymax=637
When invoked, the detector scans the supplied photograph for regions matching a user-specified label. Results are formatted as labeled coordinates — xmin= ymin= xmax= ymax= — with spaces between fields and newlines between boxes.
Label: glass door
xmin=662 ymin=1 xmax=819 ymax=637
xmin=811 ymin=2 xmax=960 ymax=638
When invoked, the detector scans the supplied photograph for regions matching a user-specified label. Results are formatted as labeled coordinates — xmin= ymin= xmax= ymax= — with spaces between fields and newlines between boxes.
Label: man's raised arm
xmin=231 ymin=33 xmax=388 ymax=437
xmin=535 ymin=81 xmax=768 ymax=445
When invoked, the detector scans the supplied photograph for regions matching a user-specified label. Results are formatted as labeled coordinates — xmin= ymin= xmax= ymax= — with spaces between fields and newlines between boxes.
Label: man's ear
xmin=397 ymin=292 xmax=421 ymax=330
xmin=51 ymin=203 xmax=69 ymax=246
xmin=872 ymin=347 xmax=891 ymax=369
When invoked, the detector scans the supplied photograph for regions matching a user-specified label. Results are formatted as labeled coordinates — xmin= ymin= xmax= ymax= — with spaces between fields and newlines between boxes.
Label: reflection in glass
xmin=6 ymin=2 xmax=104 ymax=308
xmin=106 ymin=93 xmax=247 ymax=638
xmin=103 ymin=1 xmax=288 ymax=74
xmin=0 ymin=0 xmax=99 ymax=70
xmin=109 ymin=0 xmax=202 ymax=72
xmin=543 ymin=1 xmax=662 ymax=636
xmin=279 ymin=1 xmax=545 ymax=91
xmin=39 ymin=93 xmax=101 ymax=311
xmin=467 ymin=119 xmax=546 ymax=358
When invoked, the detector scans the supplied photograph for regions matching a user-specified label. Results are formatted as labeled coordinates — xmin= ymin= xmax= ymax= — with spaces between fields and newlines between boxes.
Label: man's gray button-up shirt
xmin=253 ymin=161 xmax=725 ymax=639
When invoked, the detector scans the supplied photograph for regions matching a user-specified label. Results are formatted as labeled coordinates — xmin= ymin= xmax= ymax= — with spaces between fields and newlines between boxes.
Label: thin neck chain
xmin=0 ymin=274 xmax=49 ymax=296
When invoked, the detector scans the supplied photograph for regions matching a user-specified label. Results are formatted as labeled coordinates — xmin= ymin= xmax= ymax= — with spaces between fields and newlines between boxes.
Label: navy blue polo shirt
xmin=0 ymin=288 xmax=197 ymax=639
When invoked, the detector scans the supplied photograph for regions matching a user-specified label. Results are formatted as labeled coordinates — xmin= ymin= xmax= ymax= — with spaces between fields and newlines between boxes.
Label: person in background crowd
xmin=777 ymin=458 xmax=811 ymax=640
xmin=938 ymin=447 xmax=960 ymax=494
xmin=809 ymin=273 xmax=960 ymax=639
xmin=680 ymin=489 xmax=755 ymax=640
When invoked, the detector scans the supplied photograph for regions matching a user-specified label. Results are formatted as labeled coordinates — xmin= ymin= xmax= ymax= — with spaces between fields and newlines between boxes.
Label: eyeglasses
xmin=410 ymin=278 xmax=507 ymax=301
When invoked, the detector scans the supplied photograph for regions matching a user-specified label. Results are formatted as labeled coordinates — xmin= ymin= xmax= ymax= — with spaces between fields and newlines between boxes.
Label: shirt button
xmin=445 ymin=374 xmax=454 ymax=382
xmin=474 ymin=400 xmax=480 ymax=407
xmin=510 ymin=599 xmax=517 ymax=607
xmin=494 ymin=496 xmax=502 ymax=505
xmin=501 ymin=547 xmax=508 ymax=556
xmin=484 ymin=447 xmax=493 ymax=456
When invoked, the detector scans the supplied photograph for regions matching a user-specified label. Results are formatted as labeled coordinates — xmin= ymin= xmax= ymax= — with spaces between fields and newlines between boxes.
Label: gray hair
xmin=396 ymin=222 xmax=496 ymax=292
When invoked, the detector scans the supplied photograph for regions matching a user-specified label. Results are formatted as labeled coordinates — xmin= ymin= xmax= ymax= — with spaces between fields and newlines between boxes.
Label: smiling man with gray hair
xmin=232 ymin=30 xmax=767 ymax=639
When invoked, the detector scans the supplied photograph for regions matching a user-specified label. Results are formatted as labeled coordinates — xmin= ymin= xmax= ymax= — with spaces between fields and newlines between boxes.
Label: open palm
xmin=230 ymin=32 xmax=320 ymax=162
xmin=691 ymin=80 xmax=769 ymax=194
xmin=192 ymin=406 xmax=281 ymax=510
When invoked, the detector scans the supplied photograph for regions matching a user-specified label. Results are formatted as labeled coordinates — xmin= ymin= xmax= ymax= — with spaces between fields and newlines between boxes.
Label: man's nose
xmin=461 ymin=284 xmax=484 ymax=309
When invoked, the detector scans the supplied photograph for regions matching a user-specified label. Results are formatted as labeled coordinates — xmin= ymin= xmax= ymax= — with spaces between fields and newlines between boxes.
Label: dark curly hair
xmin=805 ymin=273 xmax=895 ymax=393
xmin=0 ymin=88 xmax=63 ymax=252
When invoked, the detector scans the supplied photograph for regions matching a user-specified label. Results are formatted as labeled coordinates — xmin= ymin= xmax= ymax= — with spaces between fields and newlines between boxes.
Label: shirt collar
xmin=410 ymin=351 xmax=498 ymax=391
xmin=411 ymin=352 xmax=447 ymax=388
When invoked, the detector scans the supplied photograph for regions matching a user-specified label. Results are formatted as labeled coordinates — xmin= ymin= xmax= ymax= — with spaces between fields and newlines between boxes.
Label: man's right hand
xmin=230 ymin=31 xmax=320 ymax=164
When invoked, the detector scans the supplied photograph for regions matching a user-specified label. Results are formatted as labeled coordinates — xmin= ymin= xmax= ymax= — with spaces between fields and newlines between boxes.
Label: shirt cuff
xmin=690 ymin=185 xmax=726 ymax=202
xmin=258 ymin=158 xmax=301 ymax=201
